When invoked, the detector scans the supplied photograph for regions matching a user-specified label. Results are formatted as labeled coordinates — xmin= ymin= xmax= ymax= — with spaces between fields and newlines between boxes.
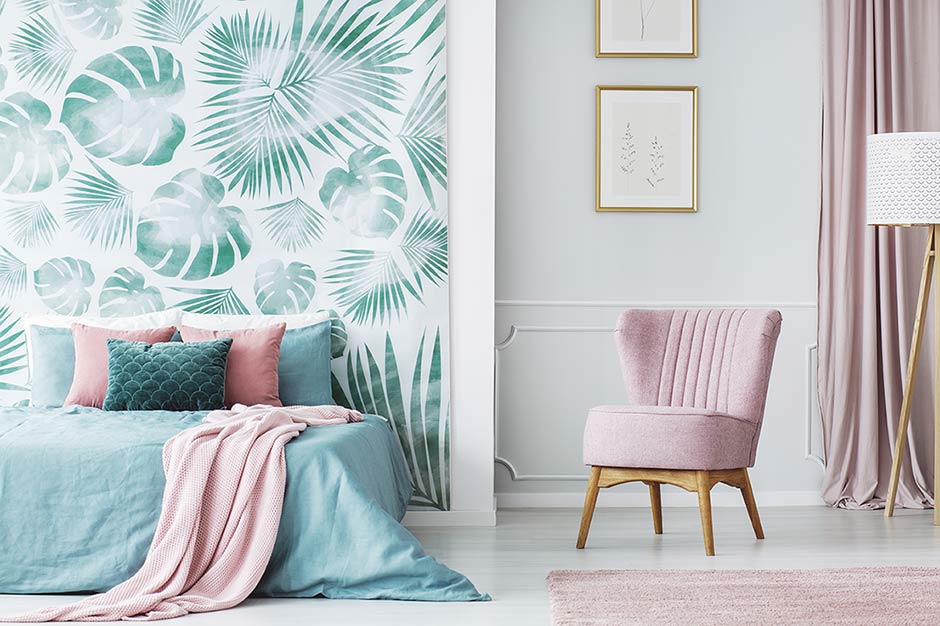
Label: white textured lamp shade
xmin=867 ymin=132 xmax=940 ymax=225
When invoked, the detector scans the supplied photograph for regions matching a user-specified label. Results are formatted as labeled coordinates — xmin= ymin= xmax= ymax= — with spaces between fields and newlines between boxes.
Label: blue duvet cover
xmin=0 ymin=407 xmax=486 ymax=601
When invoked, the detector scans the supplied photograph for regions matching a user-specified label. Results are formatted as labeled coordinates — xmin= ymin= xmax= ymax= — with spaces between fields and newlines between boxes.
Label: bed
xmin=0 ymin=406 xmax=484 ymax=602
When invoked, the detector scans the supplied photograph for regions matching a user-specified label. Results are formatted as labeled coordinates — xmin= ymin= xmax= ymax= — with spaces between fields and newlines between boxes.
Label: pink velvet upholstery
xmin=583 ymin=309 xmax=782 ymax=470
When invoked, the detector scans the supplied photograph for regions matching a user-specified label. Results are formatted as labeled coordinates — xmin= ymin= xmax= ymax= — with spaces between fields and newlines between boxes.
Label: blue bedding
xmin=0 ymin=407 xmax=486 ymax=601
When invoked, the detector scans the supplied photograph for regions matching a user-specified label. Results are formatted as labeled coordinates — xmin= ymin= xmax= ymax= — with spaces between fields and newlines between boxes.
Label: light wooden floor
xmin=4 ymin=506 xmax=940 ymax=625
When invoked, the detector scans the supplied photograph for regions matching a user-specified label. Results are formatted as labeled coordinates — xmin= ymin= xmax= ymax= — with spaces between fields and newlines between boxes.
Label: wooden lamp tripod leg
xmin=886 ymin=224 xmax=936 ymax=517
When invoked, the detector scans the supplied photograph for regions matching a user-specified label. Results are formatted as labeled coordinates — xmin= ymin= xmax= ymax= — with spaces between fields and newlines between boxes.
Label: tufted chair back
xmin=614 ymin=309 xmax=782 ymax=426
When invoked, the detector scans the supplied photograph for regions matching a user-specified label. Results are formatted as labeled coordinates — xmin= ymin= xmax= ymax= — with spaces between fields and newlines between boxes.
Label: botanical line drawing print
xmin=619 ymin=122 xmax=636 ymax=175
xmin=646 ymin=135 xmax=665 ymax=189
xmin=639 ymin=0 xmax=658 ymax=41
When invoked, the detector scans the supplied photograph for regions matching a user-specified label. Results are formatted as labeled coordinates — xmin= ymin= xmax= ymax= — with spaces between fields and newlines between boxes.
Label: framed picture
xmin=596 ymin=0 xmax=698 ymax=58
xmin=596 ymin=86 xmax=697 ymax=213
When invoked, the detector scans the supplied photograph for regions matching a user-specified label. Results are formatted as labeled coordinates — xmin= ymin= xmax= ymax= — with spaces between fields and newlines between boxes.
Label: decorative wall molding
xmin=494 ymin=301 xmax=822 ymax=483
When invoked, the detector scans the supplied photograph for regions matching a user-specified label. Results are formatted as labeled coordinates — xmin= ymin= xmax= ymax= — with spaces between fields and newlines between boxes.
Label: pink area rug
xmin=548 ymin=568 xmax=940 ymax=625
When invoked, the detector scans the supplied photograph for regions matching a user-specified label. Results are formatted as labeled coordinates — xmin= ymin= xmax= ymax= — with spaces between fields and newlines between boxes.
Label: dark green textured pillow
xmin=103 ymin=338 xmax=232 ymax=411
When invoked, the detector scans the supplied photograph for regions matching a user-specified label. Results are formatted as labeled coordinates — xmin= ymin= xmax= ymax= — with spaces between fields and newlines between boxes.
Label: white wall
xmin=406 ymin=0 xmax=497 ymax=526
xmin=495 ymin=0 xmax=824 ymax=507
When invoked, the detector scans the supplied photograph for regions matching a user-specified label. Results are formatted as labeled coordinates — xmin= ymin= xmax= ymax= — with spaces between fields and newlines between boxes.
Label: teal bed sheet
xmin=0 ymin=407 xmax=486 ymax=601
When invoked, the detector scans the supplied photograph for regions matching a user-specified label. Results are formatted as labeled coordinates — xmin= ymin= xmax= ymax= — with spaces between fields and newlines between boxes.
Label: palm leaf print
xmin=399 ymin=70 xmax=446 ymax=208
xmin=16 ymin=0 xmax=48 ymax=14
xmin=0 ymin=306 xmax=28 ymax=391
xmin=0 ymin=247 xmax=27 ymax=300
xmin=136 ymin=0 xmax=211 ymax=44
xmin=195 ymin=0 xmax=410 ymax=197
xmin=5 ymin=201 xmax=58 ymax=248
xmin=9 ymin=14 xmax=76 ymax=92
xmin=326 ymin=249 xmax=417 ymax=325
xmin=259 ymin=198 xmax=325 ymax=252
xmin=400 ymin=210 xmax=447 ymax=292
xmin=381 ymin=0 xmax=444 ymax=54
xmin=65 ymin=162 xmax=134 ymax=250
xmin=340 ymin=330 xmax=448 ymax=510
xmin=171 ymin=286 xmax=249 ymax=315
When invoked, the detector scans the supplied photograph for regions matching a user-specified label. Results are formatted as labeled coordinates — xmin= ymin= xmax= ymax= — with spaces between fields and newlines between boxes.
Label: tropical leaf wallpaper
xmin=0 ymin=0 xmax=450 ymax=509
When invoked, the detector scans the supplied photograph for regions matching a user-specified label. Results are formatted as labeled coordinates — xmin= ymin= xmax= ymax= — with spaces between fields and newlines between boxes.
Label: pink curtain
xmin=819 ymin=0 xmax=940 ymax=508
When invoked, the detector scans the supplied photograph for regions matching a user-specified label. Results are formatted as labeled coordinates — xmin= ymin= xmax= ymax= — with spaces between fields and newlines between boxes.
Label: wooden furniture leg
xmin=740 ymin=469 xmax=764 ymax=539
xmin=647 ymin=482 xmax=663 ymax=534
xmin=886 ymin=225 xmax=936 ymax=517
xmin=696 ymin=470 xmax=715 ymax=556
xmin=577 ymin=466 xmax=601 ymax=548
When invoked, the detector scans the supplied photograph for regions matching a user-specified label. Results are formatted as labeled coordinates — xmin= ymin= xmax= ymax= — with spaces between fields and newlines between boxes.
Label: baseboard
xmin=497 ymin=490 xmax=826 ymax=509
xmin=402 ymin=509 xmax=498 ymax=527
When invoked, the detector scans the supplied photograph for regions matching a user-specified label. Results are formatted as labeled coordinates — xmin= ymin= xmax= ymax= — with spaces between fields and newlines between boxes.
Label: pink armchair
xmin=576 ymin=309 xmax=782 ymax=556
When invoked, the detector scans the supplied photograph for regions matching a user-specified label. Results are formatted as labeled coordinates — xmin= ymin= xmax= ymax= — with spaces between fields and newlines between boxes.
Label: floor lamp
xmin=869 ymin=132 xmax=940 ymax=523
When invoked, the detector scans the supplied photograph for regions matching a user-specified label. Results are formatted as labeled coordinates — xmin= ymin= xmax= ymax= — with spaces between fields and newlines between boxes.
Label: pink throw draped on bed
xmin=2 ymin=404 xmax=362 ymax=622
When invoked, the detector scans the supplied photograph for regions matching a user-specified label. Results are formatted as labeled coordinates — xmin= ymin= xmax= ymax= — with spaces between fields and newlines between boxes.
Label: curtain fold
xmin=819 ymin=0 xmax=940 ymax=509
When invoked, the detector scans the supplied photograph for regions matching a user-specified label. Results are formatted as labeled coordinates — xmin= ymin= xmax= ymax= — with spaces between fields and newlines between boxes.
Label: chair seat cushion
xmin=583 ymin=405 xmax=758 ymax=470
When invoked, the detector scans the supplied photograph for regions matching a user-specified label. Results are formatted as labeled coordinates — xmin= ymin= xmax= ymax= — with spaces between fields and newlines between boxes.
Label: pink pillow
xmin=178 ymin=324 xmax=286 ymax=408
xmin=65 ymin=324 xmax=178 ymax=408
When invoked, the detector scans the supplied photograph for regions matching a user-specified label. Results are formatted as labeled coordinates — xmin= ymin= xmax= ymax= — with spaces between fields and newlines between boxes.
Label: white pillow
xmin=23 ymin=308 xmax=182 ymax=379
xmin=180 ymin=311 xmax=331 ymax=330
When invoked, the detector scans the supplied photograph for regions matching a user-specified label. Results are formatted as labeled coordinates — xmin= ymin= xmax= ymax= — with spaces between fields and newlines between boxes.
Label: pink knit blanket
xmin=2 ymin=404 xmax=363 ymax=623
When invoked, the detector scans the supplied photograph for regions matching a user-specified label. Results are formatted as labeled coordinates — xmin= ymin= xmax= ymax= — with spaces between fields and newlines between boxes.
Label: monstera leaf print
xmin=195 ymin=0 xmax=409 ymax=197
xmin=136 ymin=169 xmax=251 ymax=281
xmin=99 ymin=267 xmax=165 ymax=316
xmin=320 ymin=145 xmax=407 ymax=239
xmin=0 ymin=92 xmax=71 ymax=194
xmin=253 ymin=260 xmax=316 ymax=315
xmin=34 ymin=257 xmax=94 ymax=316
xmin=61 ymin=46 xmax=185 ymax=167
xmin=59 ymin=0 xmax=124 ymax=39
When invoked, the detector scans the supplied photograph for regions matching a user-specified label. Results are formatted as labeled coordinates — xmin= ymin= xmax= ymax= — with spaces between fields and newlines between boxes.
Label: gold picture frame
xmin=596 ymin=85 xmax=698 ymax=213
xmin=596 ymin=0 xmax=698 ymax=58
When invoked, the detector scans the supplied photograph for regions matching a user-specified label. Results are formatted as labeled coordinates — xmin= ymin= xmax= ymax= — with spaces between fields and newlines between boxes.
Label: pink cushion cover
xmin=65 ymin=324 xmax=178 ymax=408
xmin=179 ymin=324 xmax=286 ymax=408
xmin=582 ymin=405 xmax=759 ymax=470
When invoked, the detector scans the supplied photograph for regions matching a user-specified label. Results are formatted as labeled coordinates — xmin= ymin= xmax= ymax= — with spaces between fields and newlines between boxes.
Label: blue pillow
xmin=277 ymin=321 xmax=333 ymax=406
xmin=103 ymin=339 xmax=232 ymax=411
xmin=28 ymin=325 xmax=75 ymax=407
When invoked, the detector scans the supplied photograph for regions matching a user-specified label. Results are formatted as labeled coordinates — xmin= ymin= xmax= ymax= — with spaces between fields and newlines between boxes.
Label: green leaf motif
xmin=9 ymin=15 xmax=75 ymax=92
xmin=65 ymin=162 xmax=134 ymax=250
xmin=399 ymin=70 xmax=446 ymax=208
xmin=0 ymin=92 xmax=71 ymax=194
xmin=171 ymin=286 xmax=248 ymax=315
xmin=401 ymin=210 xmax=447 ymax=292
xmin=253 ymin=259 xmax=316 ymax=315
xmin=381 ymin=0 xmax=444 ymax=55
xmin=99 ymin=267 xmax=165 ymax=317
xmin=320 ymin=145 xmax=407 ymax=239
xmin=0 ymin=247 xmax=27 ymax=300
xmin=17 ymin=0 xmax=49 ymax=13
xmin=0 ymin=305 xmax=28 ymax=392
xmin=61 ymin=46 xmax=185 ymax=167
xmin=136 ymin=169 xmax=252 ymax=281
xmin=0 ymin=66 xmax=6 ymax=91
xmin=195 ymin=0 xmax=410 ymax=197
xmin=58 ymin=0 xmax=124 ymax=40
xmin=259 ymin=198 xmax=325 ymax=252
xmin=325 ymin=249 xmax=415 ymax=325
xmin=136 ymin=0 xmax=210 ymax=44
xmin=317 ymin=308 xmax=347 ymax=358
xmin=5 ymin=201 xmax=58 ymax=248
xmin=34 ymin=257 xmax=94 ymax=316
xmin=339 ymin=329 xmax=448 ymax=509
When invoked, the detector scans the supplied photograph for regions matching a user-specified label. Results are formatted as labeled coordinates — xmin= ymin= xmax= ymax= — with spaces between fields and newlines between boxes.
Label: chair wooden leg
xmin=647 ymin=482 xmax=663 ymax=534
xmin=739 ymin=469 xmax=764 ymax=539
xmin=696 ymin=471 xmax=715 ymax=556
xmin=577 ymin=466 xmax=602 ymax=548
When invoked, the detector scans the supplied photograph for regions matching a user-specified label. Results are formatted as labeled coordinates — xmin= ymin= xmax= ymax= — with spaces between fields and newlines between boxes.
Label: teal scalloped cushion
xmin=103 ymin=338 xmax=233 ymax=411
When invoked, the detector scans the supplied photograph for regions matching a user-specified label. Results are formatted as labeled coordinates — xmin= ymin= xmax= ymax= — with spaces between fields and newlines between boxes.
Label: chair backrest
xmin=614 ymin=309 xmax=782 ymax=425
